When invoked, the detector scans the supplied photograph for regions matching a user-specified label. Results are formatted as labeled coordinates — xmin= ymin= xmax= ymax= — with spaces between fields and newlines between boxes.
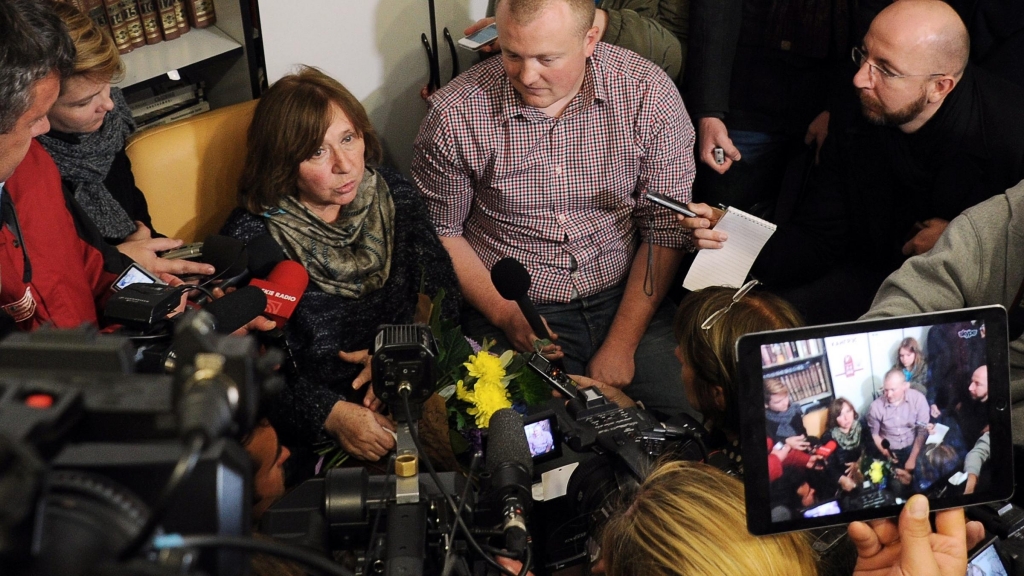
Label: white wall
xmin=824 ymin=326 xmax=931 ymax=416
xmin=258 ymin=0 xmax=490 ymax=174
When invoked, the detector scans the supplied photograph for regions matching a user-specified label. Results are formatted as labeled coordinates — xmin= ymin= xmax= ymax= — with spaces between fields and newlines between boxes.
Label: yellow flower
xmin=456 ymin=377 xmax=512 ymax=428
xmin=464 ymin=352 xmax=505 ymax=385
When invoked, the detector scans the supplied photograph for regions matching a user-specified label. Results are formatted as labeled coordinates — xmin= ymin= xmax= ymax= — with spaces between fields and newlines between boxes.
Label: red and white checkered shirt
xmin=412 ymin=42 xmax=695 ymax=304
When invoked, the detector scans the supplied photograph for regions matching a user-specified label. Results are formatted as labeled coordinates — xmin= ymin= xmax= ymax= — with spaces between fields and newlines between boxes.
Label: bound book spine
xmin=185 ymin=0 xmax=215 ymax=28
xmin=103 ymin=0 xmax=133 ymax=53
xmin=120 ymin=0 xmax=146 ymax=49
xmin=156 ymin=0 xmax=179 ymax=40
xmin=172 ymin=0 xmax=190 ymax=35
xmin=136 ymin=0 xmax=162 ymax=44
xmin=82 ymin=0 xmax=111 ymax=38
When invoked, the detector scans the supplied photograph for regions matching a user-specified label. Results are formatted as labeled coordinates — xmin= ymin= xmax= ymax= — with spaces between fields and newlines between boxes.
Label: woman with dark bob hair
xmin=221 ymin=66 xmax=460 ymax=461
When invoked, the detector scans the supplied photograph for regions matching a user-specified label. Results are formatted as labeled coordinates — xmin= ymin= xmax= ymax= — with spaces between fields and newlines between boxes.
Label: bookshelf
xmin=115 ymin=0 xmax=261 ymax=111
xmin=762 ymin=339 xmax=834 ymax=405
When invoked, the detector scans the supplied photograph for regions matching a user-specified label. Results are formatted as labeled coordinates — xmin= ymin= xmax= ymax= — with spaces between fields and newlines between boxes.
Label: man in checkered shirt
xmin=412 ymin=0 xmax=697 ymax=416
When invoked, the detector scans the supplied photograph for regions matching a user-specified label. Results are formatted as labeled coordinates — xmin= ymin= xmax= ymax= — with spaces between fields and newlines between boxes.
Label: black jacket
xmin=753 ymin=65 xmax=1024 ymax=290
xmin=684 ymin=0 xmax=860 ymax=135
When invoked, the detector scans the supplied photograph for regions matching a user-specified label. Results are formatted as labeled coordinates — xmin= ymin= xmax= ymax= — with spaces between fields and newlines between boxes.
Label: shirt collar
xmin=499 ymin=46 xmax=607 ymax=122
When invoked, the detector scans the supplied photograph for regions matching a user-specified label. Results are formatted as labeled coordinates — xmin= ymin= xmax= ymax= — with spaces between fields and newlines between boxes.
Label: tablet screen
xmin=737 ymin=306 xmax=1013 ymax=534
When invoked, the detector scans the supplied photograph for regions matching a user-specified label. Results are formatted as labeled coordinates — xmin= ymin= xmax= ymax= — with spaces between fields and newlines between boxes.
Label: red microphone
xmin=814 ymin=440 xmax=838 ymax=459
xmin=248 ymin=260 xmax=309 ymax=324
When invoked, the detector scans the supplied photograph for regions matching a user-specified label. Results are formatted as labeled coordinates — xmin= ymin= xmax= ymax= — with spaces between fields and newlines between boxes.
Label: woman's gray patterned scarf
xmin=263 ymin=168 xmax=395 ymax=298
xmin=37 ymin=87 xmax=137 ymax=241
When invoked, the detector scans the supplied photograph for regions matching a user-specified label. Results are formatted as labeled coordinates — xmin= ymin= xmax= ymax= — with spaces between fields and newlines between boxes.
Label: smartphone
xmin=458 ymin=23 xmax=498 ymax=51
xmin=736 ymin=306 xmax=1014 ymax=535
xmin=646 ymin=192 xmax=698 ymax=218
xmin=111 ymin=262 xmax=166 ymax=292
xmin=159 ymin=242 xmax=203 ymax=260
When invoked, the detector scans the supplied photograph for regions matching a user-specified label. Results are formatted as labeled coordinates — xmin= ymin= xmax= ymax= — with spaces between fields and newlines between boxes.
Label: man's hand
xmin=570 ymin=374 xmax=636 ymax=408
xmin=494 ymin=307 xmax=563 ymax=359
xmin=849 ymin=495 xmax=985 ymax=576
xmin=902 ymin=219 xmax=949 ymax=256
xmin=464 ymin=17 xmax=499 ymax=52
xmin=324 ymin=400 xmax=396 ymax=461
xmin=338 ymin=349 xmax=383 ymax=412
xmin=586 ymin=340 xmax=636 ymax=388
xmin=804 ymin=110 xmax=830 ymax=164
xmin=964 ymin=473 xmax=978 ymax=495
xmin=840 ymin=474 xmax=858 ymax=491
xmin=771 ymin=440 xmax=792 ymax=462
xmin=675 ymin=202 xmax=727 ymax=249
xmin=698 ymin=117 xmax=741 ymax=173
xmin=117 ymin=225 xmax=215 ymax=277
xmin=894 ymin=468 xmax=913 ymax=485
xmin=496 ymin=557 xmax=533 ymax=576
xmin=931 ymin=404 xmax=941 ymax=418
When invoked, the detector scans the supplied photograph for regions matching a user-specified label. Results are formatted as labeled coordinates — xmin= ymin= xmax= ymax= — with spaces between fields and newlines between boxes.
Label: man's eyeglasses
xmin=851 ymin=47 xmax=945 ymax=82
xmin=701 ymin=279 xmax=760 ymax=330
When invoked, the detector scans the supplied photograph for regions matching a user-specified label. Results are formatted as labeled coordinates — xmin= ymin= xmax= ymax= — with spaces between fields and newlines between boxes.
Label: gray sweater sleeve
xmin=964 ymin=431 xmax=991 ymax=477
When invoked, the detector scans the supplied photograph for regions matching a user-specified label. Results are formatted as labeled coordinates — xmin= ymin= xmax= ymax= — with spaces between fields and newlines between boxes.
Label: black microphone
xmin=485 ymin=408 xmax=533 ymax=556
xmin=881 ymin=438 xmax=898 ymax=464
xmin=490 ymin=257 xmax=554 ymax=341
xmin=200 ymin=285 xmax=268 ymax=334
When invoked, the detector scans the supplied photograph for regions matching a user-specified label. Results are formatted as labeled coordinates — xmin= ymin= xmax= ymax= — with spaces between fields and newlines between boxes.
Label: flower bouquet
xmin=315 ymin=287 xmax=552 ymax=471
xmin=428 ymin=289 xmax=553 ymax=460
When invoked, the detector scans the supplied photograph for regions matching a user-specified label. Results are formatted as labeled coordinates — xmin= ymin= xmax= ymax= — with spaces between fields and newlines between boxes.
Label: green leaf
xmin=439 ymin=384 xmax=456 ymax=400
xmin=515 ymin=367 xmax=554 ymax=406
xmin=429 ymin=288 xmax=447 ymax=335
xmin=449 ymin=429 xmax=470 ymax=455
xmin=533 ymin=338 xmax=553 ymax=352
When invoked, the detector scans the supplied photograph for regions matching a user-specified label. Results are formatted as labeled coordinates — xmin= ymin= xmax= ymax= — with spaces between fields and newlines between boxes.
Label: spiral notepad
xmin=683 ymin=207 xmax=777 ymax=291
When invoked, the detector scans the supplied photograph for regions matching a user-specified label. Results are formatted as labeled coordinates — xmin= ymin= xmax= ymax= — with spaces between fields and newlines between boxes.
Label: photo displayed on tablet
xmin=737 ymin=306 xmax=1014 ymax=535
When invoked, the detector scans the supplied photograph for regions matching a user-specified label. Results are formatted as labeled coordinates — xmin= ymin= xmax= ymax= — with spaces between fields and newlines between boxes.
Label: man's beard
xmin=860 ymin=90 xmax=928 ymax=126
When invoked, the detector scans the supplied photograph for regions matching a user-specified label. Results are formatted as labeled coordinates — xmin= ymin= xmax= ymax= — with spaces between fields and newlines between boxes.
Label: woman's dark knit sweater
xmin=221 ymin=166 xmax=460 ymax=445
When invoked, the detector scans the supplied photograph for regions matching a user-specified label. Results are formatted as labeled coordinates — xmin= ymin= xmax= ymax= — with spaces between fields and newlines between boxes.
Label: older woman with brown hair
xmin=221 ymin=66 xmax=459 ymax=461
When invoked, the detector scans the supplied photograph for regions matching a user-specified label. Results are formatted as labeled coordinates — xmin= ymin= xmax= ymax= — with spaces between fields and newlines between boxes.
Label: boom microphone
xmin=485 ymin=408 xmax=533 ymax=556
xmin=490 ymin=257 xmax=553 ymax=341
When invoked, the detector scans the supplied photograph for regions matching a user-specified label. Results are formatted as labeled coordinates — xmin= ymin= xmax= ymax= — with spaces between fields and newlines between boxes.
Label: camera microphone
xmin=485 ymin=408 xmax=533 ymax=556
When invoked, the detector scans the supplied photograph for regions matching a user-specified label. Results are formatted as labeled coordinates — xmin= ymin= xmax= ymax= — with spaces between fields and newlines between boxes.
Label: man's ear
xmin=929 ymin=76 xmax=957 ymax=103
xmin=583 ymin=24 xmax=600 ymax=56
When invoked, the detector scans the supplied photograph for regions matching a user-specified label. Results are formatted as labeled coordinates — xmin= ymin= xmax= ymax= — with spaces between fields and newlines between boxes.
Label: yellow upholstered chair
xmin=125 ymin=99 xmax=257 ymax=243
xmin=802 ymin=407 xmax=829 ymax=439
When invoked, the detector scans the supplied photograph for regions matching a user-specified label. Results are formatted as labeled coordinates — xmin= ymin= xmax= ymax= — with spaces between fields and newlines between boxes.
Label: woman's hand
xmin=339 ymin=349 xmax=382 ymax=412
xmin=849 ymin=495 xmax=984 ymax=576
xmin=117 ymin=223 xmax=215 ymax=277
xmin=570 ymin=374 xmax=636 ymax=409
xmin=324 ymin=400 xmax=395 ymax=461
xmin=785 ymin=434 xmax=810 ymax=452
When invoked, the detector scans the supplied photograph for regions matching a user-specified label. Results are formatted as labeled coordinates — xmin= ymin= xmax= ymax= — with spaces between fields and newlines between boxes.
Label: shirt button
xmin=554 ymin=165 xmax=562 ymax=175
xmin=557 ymin=214 xmax=567 ymax=224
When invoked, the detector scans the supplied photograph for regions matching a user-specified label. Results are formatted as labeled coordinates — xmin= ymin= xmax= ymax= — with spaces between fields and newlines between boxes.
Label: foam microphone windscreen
xmin=201 ymin=285 xmax=268 ymax=334
xmin=200 ymin=235 xmax=248 ymax=278
xmin=485 ymin=408 xmax=534 ymax=476
xmin=490 ymin=257 xmax=531 ymax=301
xmin=246 ymin=235 xmax=286 ymax=279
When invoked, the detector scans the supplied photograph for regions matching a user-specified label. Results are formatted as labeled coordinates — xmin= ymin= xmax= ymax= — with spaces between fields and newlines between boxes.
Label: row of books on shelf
xmin=761 ymin=338 xmax=823 ymax=367
xmin=126 ymin=81 xmax=209 ymax=130
xmin=766 ymin=360 xmax=831 ymax=403
xmin=58 ymin=0 xmax=216 ymax=55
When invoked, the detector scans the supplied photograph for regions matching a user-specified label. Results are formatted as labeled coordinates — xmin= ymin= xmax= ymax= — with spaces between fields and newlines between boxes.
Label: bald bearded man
xmin=681 ymin=0 xmax=1024 ymax=325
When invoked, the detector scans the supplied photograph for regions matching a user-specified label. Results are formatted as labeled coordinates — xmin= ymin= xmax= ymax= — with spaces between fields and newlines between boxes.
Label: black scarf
xmin=37 ymin=87 xmax=137 ymax=241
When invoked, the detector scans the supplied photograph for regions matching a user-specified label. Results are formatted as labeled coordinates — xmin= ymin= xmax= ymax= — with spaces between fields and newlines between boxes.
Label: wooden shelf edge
xmin=117 ymin=26 xmax=243 ymax=88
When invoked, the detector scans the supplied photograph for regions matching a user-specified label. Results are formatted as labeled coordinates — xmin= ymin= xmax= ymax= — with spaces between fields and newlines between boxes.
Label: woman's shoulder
xmin=219 ymin=207 xmax=268 ymax=242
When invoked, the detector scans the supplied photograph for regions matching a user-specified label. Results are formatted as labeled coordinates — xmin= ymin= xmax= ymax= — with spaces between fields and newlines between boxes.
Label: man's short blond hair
xmin=495 ymin=0 xmax=595 ymax=38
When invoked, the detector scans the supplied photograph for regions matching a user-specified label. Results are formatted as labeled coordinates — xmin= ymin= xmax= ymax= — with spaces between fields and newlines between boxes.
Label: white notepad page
xmin=683 ymin=207 xmax=777 ymax=291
